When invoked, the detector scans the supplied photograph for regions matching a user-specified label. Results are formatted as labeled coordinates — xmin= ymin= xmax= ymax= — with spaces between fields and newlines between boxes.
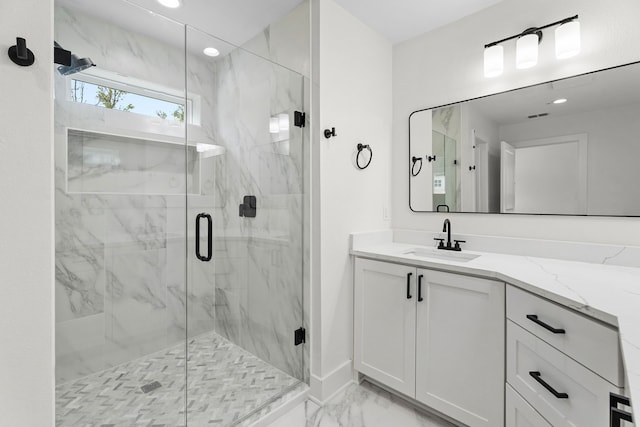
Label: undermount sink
xmin=402 ymin=247 xmax=480 ymax=263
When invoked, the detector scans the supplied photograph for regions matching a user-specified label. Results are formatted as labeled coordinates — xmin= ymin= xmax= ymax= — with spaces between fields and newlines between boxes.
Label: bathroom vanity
xmin=351 ymin=230 xmax=637 ymax=427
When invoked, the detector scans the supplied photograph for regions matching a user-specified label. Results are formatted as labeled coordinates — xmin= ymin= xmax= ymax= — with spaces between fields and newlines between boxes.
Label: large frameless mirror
xmin=409 ymin=61 xmax=640 ymax=216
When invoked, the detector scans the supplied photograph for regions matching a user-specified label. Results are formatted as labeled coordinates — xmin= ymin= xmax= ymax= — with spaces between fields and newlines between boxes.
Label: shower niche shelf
xmin=66 ymin=128 xmax=201 ymax=195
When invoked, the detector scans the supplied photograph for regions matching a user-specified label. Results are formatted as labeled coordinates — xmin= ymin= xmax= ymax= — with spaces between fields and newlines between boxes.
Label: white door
xmin=415 ymin=269 xmax=505 ymax=427
xmin=501 ymin=140 xmax=516 ymax=213
xmin=354 ymin=258 xmax=416 ymax=396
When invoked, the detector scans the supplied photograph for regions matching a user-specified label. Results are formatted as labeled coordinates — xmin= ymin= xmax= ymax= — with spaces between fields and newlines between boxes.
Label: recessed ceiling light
xmin=553 ymin=98 xmax=568 ymax=104
xmin=157 ymin=0 xmax=182 ymax=8
xmin=203 ymin=47 xmax=220 ymax=57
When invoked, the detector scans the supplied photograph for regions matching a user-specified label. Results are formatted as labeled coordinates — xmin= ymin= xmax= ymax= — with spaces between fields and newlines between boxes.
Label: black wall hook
xmin=324 ymin=127 xmax=337 ymax=139
xmin=8 ymin=37 xmax=35 ymax=67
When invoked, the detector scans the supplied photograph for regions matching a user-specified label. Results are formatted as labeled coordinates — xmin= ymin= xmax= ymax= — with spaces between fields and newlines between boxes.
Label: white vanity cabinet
xmin=506 ymin=285 xmax=631 ymax=427
xmin=354 ymin=257 xmax=505 ymax=427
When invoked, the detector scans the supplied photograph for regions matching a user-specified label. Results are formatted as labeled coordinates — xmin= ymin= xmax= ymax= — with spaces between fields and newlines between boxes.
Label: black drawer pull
xmin=418 ymin=274 xmax=424 ymax=302
xmin=529 ymin=371 xmax=568 ymax=399
xmin=407 ymin=273 xmax=413 ymax=299
xmin=526 ymin=314 xmax=565 ymax=334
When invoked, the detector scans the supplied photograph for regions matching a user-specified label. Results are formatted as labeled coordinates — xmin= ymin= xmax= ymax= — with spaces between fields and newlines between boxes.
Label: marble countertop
xmin=351 ymin=240 xmax=640 ymax=413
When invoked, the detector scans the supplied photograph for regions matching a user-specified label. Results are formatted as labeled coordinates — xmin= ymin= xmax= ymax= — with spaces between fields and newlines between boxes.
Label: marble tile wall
xmin=55 ymin=0 xmax=310 ymax=385
xmin=54 ymin=4 xmax=210 ymax=383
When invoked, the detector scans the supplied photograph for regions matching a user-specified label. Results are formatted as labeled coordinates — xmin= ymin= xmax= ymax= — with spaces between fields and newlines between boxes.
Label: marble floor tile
xmin=266 ymin=381 xmax=457 ymax=427
xmin=56 ymin=331 xmax=300 ymax=426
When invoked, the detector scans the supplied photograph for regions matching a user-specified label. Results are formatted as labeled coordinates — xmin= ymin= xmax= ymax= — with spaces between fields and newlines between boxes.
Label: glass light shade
xmin=158 ymin=0 xmax=181 ymax=8
xmin=278 ymin=113 xmax=290 ymax=131
xmin=269 ymin=117 xmax=280 ymax=134
xmin=555 ymin=21 xmax=581 ymax=59
xmin=484 ymin=45 xmax=504 ymax=78
xmin=516 ymin=33 xmax=539 ymax=69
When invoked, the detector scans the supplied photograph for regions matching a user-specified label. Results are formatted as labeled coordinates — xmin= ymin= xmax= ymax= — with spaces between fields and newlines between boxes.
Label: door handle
xmin=406 ymin=272 xmax=413 ymax=299
xmin=195 ymin=213 xmax=212 ymax=262
xmin=418 ymin=274 xmax=424 ymax=302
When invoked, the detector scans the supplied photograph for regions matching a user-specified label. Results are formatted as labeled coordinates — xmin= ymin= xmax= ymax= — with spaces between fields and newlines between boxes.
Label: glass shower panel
xmin=54 ymin=1 xmax=188 ymax=425
xmin=431 ymin=130 xmax=458 ymax=211
xmin=185 ymin=27 xmax=305 ymax=425
xmin=432 ymin=130 xmax=446 ymax=210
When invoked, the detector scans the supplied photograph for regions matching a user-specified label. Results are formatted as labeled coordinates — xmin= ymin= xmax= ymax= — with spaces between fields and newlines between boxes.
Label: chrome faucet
xmin=434 ymin=218 xmax=465 ymax=251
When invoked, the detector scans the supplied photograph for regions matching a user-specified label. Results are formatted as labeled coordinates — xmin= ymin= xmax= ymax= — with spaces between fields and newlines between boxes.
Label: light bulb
xmin=516 ymin=33 xmax=539 ymax=69
xmin=484 ymin=45 xmax=504 ymax=78
xmin=556 ymin=21 xmax=581 ymax=59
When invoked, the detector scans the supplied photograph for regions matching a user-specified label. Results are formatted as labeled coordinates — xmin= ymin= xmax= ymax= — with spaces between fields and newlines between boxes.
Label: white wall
xmin=312 ymin=0 xmax=392 ymax=400
xmin=0 ymin=0 xmax=54 ymax=425
xmin=393 ymin=0 xmax=640 ymax=245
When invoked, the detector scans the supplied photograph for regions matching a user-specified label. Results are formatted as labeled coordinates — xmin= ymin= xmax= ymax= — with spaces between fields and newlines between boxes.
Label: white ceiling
xmin=59 ymin=0 xmax=506 ymax=50
xmin=466 ymin=63 xmax=640 ymax=125
xmin=333 ymin=0 xmax=505 ymax=44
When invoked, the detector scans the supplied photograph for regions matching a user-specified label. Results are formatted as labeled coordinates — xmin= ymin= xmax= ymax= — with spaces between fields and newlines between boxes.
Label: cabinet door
xmin=354 ymin=258 xmax=416 ymax=397
xmin=506 ymin=384 xmax=552 ymax=427
xmin=415 ymin=269 xmax=505 ymax=427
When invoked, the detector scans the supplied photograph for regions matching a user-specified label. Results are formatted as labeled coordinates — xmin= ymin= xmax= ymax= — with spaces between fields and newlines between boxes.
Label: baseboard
xmin=362 ymin=376 xmax=464 ymax=427
xmin=309 ymin=360 xmax=354 ymax=404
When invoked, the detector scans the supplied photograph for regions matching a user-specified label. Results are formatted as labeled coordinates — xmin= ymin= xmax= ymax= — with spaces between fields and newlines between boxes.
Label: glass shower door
xmin=185 ymin=27 xmax=305 ymax=425
xmin=53 ymin=1 xmax=189 ymax=425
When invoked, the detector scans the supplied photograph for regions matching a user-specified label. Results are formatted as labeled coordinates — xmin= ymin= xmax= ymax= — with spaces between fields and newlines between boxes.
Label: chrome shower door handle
xmin=195 ymin=213 xmax=213 ymax=262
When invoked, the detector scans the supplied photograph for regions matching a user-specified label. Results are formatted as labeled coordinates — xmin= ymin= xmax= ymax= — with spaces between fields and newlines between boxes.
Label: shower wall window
xmin=54 ymin=1 xmax=308 ymax=425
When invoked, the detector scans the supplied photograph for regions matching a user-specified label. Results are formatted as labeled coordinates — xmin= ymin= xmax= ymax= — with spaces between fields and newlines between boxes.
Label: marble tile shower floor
xmin=55 ymin=331 xmax=300 ymax=427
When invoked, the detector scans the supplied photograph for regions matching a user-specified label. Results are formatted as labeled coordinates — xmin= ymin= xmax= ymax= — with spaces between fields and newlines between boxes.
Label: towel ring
xmin=411 ymin=156 xmax=423 ymax=177
xmin=356 ymin=143 xmax=372 ymax=170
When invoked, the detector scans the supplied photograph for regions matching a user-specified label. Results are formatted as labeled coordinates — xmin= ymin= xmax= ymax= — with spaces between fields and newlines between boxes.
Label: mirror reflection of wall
xmin=409 ymin=61 xmax=640 ymax=216
xmin=409 ymin=106 xmax=460 ymax=212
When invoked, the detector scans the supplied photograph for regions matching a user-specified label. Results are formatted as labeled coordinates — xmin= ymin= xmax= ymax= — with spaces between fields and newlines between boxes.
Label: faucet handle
xmin=433 ymin=238 xmax=445 ymax=249
xmin=453 ymin=240 xmax=466 ymax=251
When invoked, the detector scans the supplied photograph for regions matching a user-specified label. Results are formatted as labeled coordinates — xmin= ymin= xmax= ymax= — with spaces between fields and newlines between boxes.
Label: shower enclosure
xmin=54 ymin=1 xmax=307 ymax=425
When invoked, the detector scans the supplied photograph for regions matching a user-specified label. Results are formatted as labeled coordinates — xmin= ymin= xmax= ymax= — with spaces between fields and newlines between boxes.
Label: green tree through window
xmin=96 ymin=86 xmax=134 ymax=112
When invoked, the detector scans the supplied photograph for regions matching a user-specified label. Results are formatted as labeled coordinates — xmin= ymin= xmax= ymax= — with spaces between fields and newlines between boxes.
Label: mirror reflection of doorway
xmin=431 ymin=130 xmax=457 ymax=211
xmin=500 ymin=134 xmax=588 ymax=214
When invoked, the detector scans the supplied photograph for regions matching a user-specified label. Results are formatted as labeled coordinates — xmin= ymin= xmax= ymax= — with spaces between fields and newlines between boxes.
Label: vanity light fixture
xmin=203 ymin=47 xmax=220 ymax=57
xmin=483 ymin=45 xmax=503 ymax=78
xmin=484 ymin=15 xmax=579 ymax=78
xmin=157 ymin=0 xmax=182 ymax=8
xmin=553 ymin=98 xmax=568 ymax=104
xmin=269 ymin=113 xmax=290 ymax=134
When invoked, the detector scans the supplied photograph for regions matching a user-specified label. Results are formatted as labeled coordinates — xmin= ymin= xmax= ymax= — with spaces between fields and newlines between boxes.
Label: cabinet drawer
xmin=507 ymin=320 xmax=620 ymax=427
xmin=507 ymin=285 xmax=622 ymax=386
xmin=505 ymin=383 xmax=551 ymax=427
